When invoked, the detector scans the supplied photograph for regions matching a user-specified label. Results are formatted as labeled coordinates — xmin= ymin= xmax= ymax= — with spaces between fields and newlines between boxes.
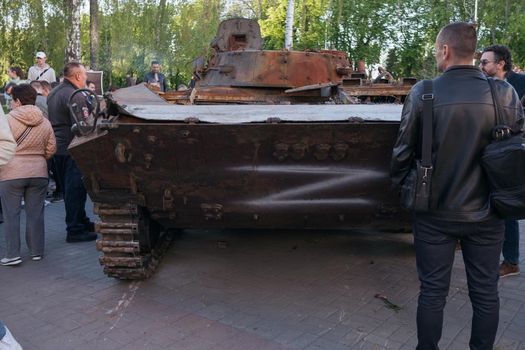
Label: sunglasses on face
xmin=479 ymin=59 xmax=496 ymax=66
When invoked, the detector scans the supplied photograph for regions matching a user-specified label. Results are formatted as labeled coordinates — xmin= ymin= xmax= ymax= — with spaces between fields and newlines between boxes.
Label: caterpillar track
xmin=94 ymin=203 xmax=174 ymax=280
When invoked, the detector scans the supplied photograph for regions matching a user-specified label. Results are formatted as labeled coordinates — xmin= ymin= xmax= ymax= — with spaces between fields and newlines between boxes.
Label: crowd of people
xmin=0 ymin=54 xmax=98 ymax=267
xmin=0 ymin=54 xmax=179 ymax=267
xmin=0 ymin=23 xmax=524 ymax=350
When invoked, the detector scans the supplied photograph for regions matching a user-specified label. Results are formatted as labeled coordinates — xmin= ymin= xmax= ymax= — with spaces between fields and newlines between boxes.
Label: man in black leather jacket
xmin=480 ymin=44 xmax=525 ymax=278
xmin=391 ymin=23 xmax=523 ymax=350
xmin=143 ymin=61 xmax=168 ymax=92
xmin=47 ymin=62 xmax=97 ymax=243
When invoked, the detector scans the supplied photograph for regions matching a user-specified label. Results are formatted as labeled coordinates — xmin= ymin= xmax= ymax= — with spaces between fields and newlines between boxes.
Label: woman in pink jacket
xmin=0 ymin=84 xmax=56 ymax=266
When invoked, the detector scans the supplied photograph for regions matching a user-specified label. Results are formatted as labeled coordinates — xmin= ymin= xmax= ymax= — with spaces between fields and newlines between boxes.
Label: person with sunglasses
xmin=480 ymin=45 xmax=525 ymax=278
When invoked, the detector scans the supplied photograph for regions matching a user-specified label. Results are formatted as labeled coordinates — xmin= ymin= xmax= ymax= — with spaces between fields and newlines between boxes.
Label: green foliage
xmin=327 ymin=0 xmax=396 ymax=68
xmin=259 ymin=0 xmax=329 ymax=50
xmin=1 ymin=0 xmax=525 ymax=89
xmin=169 ymin=0 xmax=224 ymax=86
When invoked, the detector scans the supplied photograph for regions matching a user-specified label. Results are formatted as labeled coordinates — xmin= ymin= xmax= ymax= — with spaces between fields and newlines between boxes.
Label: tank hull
xmin=69 ymin=118 xmax=409 ymax=232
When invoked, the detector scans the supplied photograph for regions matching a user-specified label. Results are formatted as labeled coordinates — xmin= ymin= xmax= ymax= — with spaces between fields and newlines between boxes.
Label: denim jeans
xmin=413 ymin=215 xmax=504 ymax=350
xmin=502 ymin=219 xmax=520 ymax=265
xmin=52 ymin=154 xmax=91 ymax=235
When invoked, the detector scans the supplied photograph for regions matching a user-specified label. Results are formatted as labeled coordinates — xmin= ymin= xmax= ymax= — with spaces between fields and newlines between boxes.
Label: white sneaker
xmin=0 ymin=323 xmax=23 ymax=350
xmin=31 ymin=255 xmax=42 ymax=261
xmin=0 ymin=257 xmax=22 ymax=266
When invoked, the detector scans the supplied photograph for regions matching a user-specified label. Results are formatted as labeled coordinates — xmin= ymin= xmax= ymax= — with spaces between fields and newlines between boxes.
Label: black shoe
xmin=84 ymin=221 xmax=96 ymax=233
xmin=50 ymin=193 xmax=64 ymax=203
xmin=66 ymin=232 xmax=97 ymax=243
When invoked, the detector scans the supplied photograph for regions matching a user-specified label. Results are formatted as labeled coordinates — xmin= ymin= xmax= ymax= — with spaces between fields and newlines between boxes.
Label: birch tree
xmin=90 ymin=0 xmax=99 ymax=69
xmin=65 ymin=0 xmax=81 ymax=63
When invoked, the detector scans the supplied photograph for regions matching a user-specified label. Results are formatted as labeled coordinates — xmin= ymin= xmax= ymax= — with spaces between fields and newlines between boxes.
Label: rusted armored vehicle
xmin=163 ymin=18 xmax=353 ymax=104
xmin=68 ymin=18 xmax=410 ymax=280
xmin=341 ymin=77 xmax=416 ymax=103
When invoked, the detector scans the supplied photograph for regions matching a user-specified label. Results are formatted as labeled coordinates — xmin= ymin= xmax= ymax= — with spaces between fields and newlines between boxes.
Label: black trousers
xmin=413 ymin=215 xmax=504 ymax=350
xmin=52 ymin=154 xmax=91 ymax=236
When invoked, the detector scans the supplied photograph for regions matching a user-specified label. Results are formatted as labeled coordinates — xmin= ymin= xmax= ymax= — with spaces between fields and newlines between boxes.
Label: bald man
xmin=47 ymin=62 xmax=96 ymax=243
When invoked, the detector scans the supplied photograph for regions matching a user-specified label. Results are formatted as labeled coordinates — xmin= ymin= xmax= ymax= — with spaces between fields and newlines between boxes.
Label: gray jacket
xmin=35 ymin=95 xmax=48 ymax=119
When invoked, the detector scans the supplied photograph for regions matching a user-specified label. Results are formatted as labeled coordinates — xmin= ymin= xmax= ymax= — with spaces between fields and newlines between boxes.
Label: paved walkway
xmin=0 ymin=201 xmax=524 ymax=349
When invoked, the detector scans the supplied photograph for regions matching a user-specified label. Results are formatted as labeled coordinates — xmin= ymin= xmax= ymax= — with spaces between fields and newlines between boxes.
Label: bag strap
xmin=486 ymin=77 xmax=502 ymax=125
xmin=16 ymin=126 xmax=33 ymax=146
xmin=487 ymin=77 xmax=513 ymax=140
xmin=37 ymin=68 xmax=49 ymax=80
xmin=420 ymin=80 xmax=434 ymax=168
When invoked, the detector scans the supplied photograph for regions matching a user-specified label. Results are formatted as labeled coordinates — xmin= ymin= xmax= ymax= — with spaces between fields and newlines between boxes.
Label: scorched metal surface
xmin=68 ymin=85 xmax=409 ymax=279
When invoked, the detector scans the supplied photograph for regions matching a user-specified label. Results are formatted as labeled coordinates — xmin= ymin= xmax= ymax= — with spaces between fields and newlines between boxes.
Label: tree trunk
xmin=90 ymin=0 xmax=99 ymax=69
xmin=284 ymin=0 xmax=295 ymax=49
xmin=65 ymin=0 xmax=81 ymax=63
xmin=300 ymin=0 xmax=306 ymax=36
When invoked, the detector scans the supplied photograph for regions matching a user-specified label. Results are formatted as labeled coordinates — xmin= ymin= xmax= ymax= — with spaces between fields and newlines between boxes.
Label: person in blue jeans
xmin=479 ymin=44 xmax=525 ymax=277
xmin=501 ymin=220 xmax=520 ymax=276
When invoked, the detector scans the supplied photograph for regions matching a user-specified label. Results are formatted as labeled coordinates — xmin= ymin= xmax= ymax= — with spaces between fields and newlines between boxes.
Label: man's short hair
xmin=86 ymin=80 xmax=94 ymax=86
xmin=151 ymin=60 xmax=159 ymax=66
xmin=437 ymin=22 xmax=477 ymax=60
xmin=40 ymin=80 xmax=51 ymax=93
xmin=482 ymin=45 xmax=512 ymax=72
xmin=30 ymin=80 xmax=43 ymax=94
xmin=11 ymin=84 xmax=37 ymax=105
xmin=63 ymin=62 xmax=84 ymax=78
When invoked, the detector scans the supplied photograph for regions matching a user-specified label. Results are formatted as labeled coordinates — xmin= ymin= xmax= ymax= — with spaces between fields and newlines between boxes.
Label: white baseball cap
xmin=36 ymin=51 xmax=46 ymax=58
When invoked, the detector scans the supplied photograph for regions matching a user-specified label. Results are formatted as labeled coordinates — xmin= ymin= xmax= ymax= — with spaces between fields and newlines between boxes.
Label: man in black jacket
xmin=391 ymin=23 xmax=523 ymax=349
xmin=480 ymin=44 xmax=525 ymax=278
xmin=143 ymin=61 xmax=168 ymax=92
xmin=47 ymin=62 xmax=96 ymax=243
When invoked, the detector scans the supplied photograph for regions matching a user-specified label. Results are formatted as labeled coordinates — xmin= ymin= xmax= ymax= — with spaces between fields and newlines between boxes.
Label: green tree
xmin=326 ymin=0 xmax=396 ymax=70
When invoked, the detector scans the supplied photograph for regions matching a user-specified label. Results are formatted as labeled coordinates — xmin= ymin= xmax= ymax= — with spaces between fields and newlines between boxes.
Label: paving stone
xmin=304 ymin=337 xmax=349 ymax=350
xmin=0 ymin=202 xmax=523 ymax=349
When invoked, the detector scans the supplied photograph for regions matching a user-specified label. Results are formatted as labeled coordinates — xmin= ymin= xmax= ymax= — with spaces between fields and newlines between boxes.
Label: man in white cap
xmin=28 ymin=51 xmax=56 ymax=83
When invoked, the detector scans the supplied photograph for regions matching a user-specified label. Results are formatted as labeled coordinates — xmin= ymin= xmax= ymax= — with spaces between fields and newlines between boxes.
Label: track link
xmin=94 ymin=203 xmax=173 ymax=279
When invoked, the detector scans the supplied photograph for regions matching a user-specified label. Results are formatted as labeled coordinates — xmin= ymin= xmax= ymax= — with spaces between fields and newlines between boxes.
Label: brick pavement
xmin=0 ymin=201 xmax=524 ymax=350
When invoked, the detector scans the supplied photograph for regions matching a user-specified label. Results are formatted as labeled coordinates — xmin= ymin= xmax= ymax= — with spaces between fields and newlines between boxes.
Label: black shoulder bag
xmin=481 ymin=78 xmax=525 ymax=219
xmin=400 ymin=80 xmax=434 ymax=212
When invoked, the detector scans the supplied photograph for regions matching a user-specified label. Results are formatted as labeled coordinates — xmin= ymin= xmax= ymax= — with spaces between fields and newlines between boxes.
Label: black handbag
xmin=400 ymin=80 xmax=434 ymax=212
xmin=481 ymin=78 xmax=525 ymax=220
